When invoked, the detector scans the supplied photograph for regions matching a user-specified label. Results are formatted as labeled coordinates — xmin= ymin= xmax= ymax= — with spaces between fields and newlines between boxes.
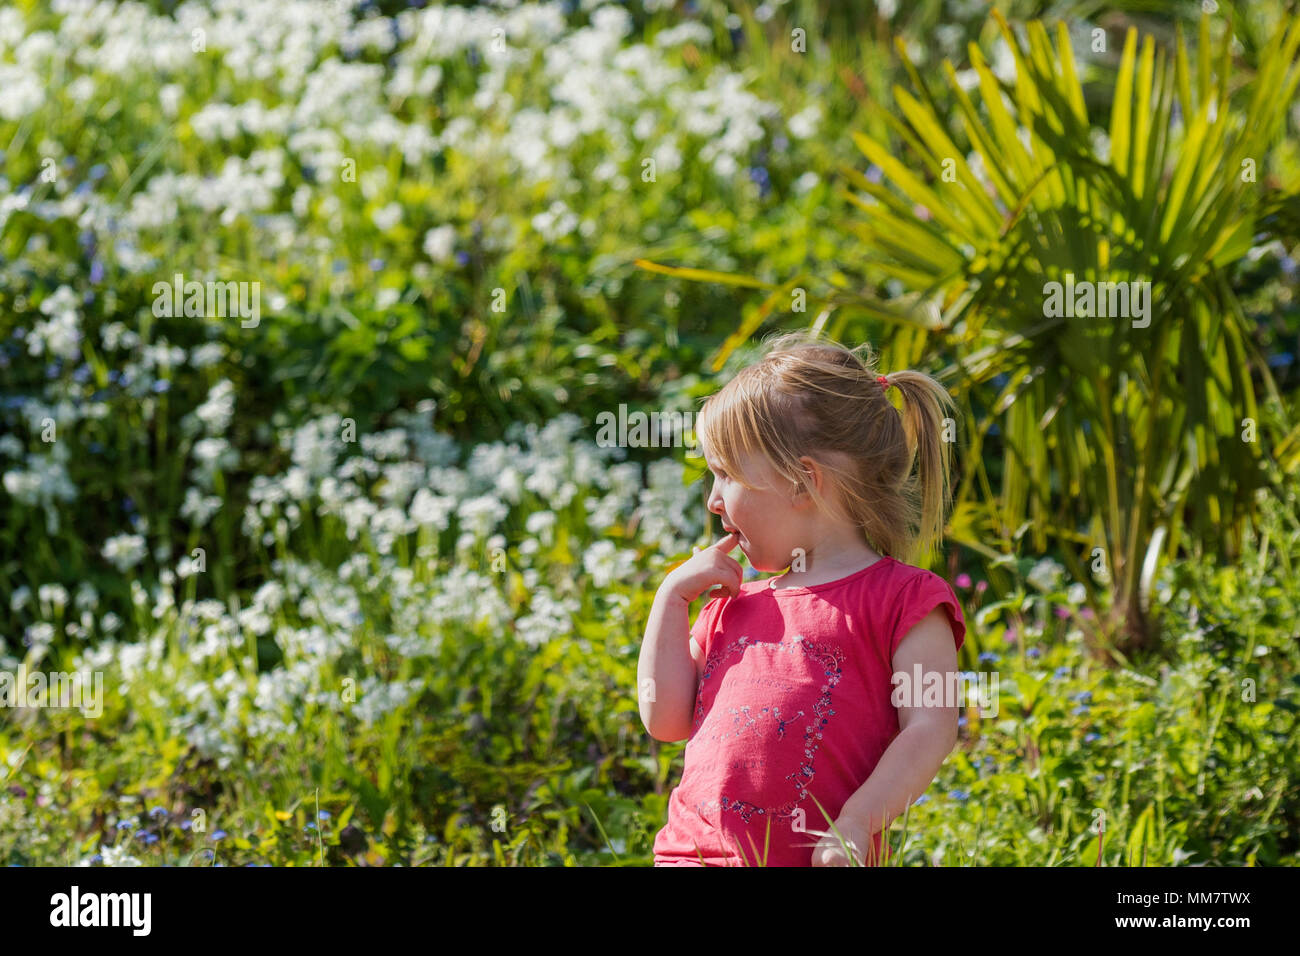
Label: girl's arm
xmin=637 ymin=534 xmax=742 ymax=742
xmin=814 ymin=608 xmax=961 ymax=864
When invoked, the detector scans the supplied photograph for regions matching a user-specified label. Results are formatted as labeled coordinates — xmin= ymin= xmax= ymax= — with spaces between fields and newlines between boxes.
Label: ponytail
xmin=881 ymin=369 xmax=956 ymax=565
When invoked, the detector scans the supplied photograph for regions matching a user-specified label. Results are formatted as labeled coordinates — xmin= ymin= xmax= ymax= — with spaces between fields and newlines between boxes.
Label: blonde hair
xmin=695 ymin=331 xmax=956 ymax=566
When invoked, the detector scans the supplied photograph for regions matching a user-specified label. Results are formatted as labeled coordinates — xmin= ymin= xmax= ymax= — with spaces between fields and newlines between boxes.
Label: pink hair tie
xmin=877 ymin=374 xmax=891 ymax=392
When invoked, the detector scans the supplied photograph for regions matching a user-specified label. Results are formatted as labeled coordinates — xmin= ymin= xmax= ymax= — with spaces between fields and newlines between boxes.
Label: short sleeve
xmin=690 ymin=595 xmax=727 ymax=658
xmin=889 ymin=571 xmax=966 ymax=660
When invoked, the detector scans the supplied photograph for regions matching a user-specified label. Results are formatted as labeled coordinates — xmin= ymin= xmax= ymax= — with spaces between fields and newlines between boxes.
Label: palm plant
xmin=640 ymin=10 xmax=1300 ymax=652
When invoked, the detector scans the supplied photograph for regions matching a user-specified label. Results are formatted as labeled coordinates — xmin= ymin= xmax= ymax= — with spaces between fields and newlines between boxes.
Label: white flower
xmin=0 ymin=434 xmax=22 ymax=459
xmin=180 ymin=487 xmax=223 ymax=526
xmin=193 ymin=380 xmax=236 ymax=435
xmin=457 ymin=494 xmax=508 ymax=538
xmin=37 ymin=583 xmax=68 ymax=610
xmin=190 ymin=343 xmax=226 ymax=368
xmin=24 ymin=622 xmax=55 ymax=647
xmin=531 ymin=201 xmax=577 ymax=242
xmin=191 ymin=437 xmax=238 ymax=488
xmin=0 ymin=63 xmax=43 ymax=121
xmin=1027 ymin=558 xmax=1065 ymax=592
xmin=422 ymin=225 xmax=456 ymax=263
xmin=793 ymin=171 xmax=820 ymax=195
xmin=29 ymin=285 xmax=82 ymax=360
xmin=361 ymin=429 xmax=408 ymax=461
xmin=253 ymin=581 xmax=286 ymax=613
xmin=371 ymin=201 xmax=402 ymax=232
xmin=99 ymin=843 xmax=143 ymax=867
xmin=103 ymin=533 xmax=147 ymax=572
xmin=410 ymin=488 xmax=454 ymax=531
xmin=583 ymin=539 xmax=638 ymax=589
xmin=787 ymin=104 xmax=821 ymax=139
xmin=525 ymin=510 xmax=556 ymax=537
xmin=69 ymin=585 xmax=96 ymax=617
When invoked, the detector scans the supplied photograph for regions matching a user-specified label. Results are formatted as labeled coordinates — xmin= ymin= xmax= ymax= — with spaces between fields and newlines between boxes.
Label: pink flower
xmin=1053 ymin=605 xmax=1070 ymax=619
xmin=955 ymin=573 xmax=972 ymax=588
xmin=1003 ymin=627 xmax=1018 ymax=644
xmin=975 ymin=580 xmax=988 ymax=594
xmin=1080 ymin=607 xmax=1095 ymax=620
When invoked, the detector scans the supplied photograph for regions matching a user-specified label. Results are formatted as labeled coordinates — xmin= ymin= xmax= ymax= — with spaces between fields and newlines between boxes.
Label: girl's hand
xmin=810 ymin=818 xmax=872 ymax=867
xmin=664 ymin=533 xmax=743 ymax=603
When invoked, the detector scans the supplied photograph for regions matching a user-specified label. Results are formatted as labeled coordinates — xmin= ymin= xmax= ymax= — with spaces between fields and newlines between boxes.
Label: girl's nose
xmin=706 ymin=483 xmax=724 ymax=515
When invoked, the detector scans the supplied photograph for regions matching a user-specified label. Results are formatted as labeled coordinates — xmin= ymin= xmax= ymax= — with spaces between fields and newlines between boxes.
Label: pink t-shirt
xmin=652 ymin=556 xmax=966 ymax=867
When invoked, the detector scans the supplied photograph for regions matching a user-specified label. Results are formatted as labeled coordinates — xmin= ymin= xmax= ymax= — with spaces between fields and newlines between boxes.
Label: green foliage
xmin=835 ymin=11 xmax=1300 ymax=649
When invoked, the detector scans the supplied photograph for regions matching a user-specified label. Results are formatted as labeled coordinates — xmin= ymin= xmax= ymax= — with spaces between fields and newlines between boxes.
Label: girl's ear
xmin=792 ymin=456 xmax=822 ymax=506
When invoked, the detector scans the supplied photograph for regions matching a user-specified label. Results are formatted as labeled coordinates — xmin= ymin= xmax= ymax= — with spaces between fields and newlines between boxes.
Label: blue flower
xmin=913 ymin=794 xmax=929 ymax=806
xmin=1267 ymin=352 xmax=1294 ymax=368
xmin=140 ymin=832 xmax=160 ymax=846
xmin=305 ymin=822 xmax=317 ymax=832
xmin=1027 ymin=647 xmax=1042 ymax=659
xmin=1083 ymin=732 xmax=1101 ymax=743
xmin=369 ymin=258 xmax=385 ymax=271
xmin=1071 ymin=705 xmax=1090 ymax=716
xmin=90 ymin=260 xmax=105 ymax=284
xmin=1069 ymin=690 xmax=1092 ymax=703
xmin=949 ymin=790 xmax=970 ymax=802
xmin=318 ymin=810 xmax=331 ymax=821
xmin=151 ymin=379 xmax=171 ymax=393
xmin=180 ymin=820 xmax=191 ymax=831
xmin=148 ymin=806 xmax=167 ymax=819
xmin=88 ymin=164 xmax=107 ymax=181
xmin=116 ymin=819 xmax=136 ymax=831
xmin=1053 ymin=666 xmax=1071 ymax=679
xmin=90 ymin=854 xmax=102 ymax=864
xmin=211 ymin=830 xmax=228 ymax=841
xmin=978 ymin=651 xmax=999 ymax=663
xmin=454 ymin=251 xmax=470 ymax=266
xmin=957 ymin=716 xmax=968 ymax=728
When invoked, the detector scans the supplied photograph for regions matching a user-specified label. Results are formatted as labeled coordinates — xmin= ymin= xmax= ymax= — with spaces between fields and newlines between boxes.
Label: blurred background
xmin=1 ymin=0 xmax=1297 ymax=866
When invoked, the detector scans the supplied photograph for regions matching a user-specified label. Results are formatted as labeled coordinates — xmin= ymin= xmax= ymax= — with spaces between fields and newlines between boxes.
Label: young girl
xmin=638 ymin=332 xmax=967 ymax=867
